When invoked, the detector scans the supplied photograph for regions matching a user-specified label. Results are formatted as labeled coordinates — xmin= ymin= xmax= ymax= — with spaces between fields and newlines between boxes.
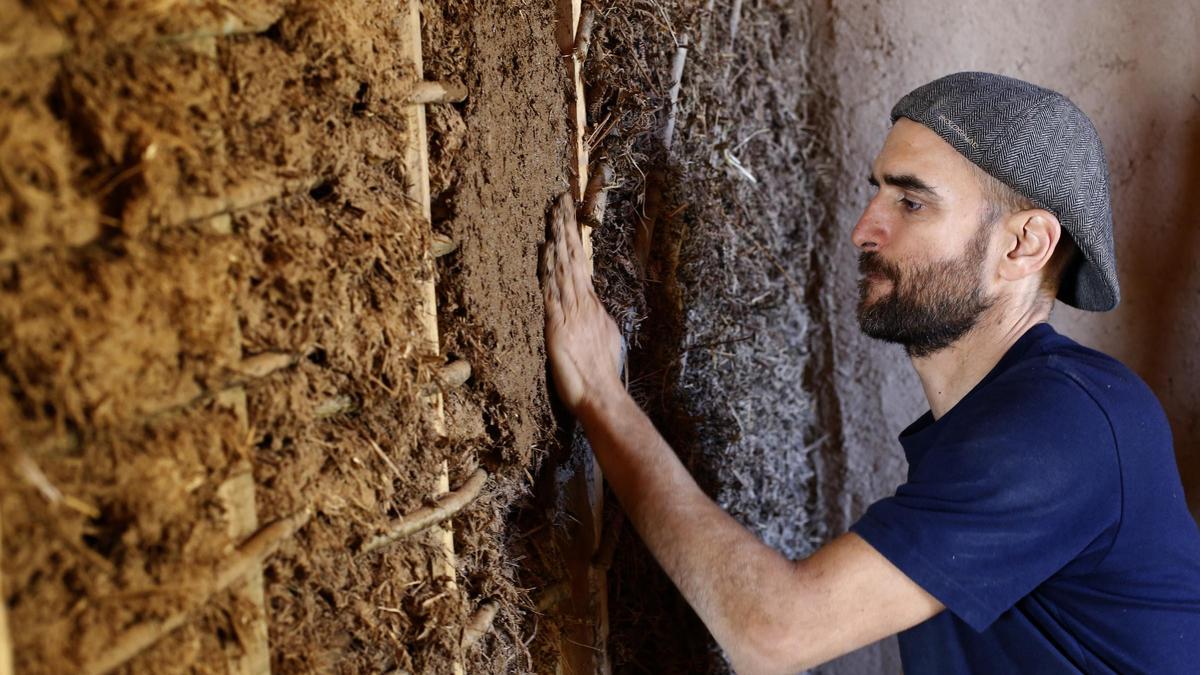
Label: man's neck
xmin=911 ymin=304 xmax=1050 ymax=420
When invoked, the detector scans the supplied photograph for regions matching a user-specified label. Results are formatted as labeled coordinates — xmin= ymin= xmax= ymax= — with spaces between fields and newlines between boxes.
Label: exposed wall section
xmin=582 ymin=1 xmax=837 ymax=671
xmin=0 ymin=1 xmax=568 ymax=672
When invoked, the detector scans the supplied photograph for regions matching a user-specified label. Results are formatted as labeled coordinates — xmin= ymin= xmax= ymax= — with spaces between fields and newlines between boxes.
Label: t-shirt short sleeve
xmin=851 ymin=366 xmax=1121 ymax=632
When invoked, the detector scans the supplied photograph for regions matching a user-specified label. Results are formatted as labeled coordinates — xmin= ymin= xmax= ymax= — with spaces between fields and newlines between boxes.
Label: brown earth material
xmin=1 ymin=0 xmax=474 ymax=672
xmin=423 ymin=0 xmax=577 ymax=671
xmin=2 ymin=0 xmax=584 ymax=672
xmin=6 ymin=0 xmax=842 ymax=672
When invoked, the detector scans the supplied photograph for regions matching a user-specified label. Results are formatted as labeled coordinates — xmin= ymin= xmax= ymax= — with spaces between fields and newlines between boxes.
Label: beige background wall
xmin=813 ymin=1 xmax=1200 ymax=671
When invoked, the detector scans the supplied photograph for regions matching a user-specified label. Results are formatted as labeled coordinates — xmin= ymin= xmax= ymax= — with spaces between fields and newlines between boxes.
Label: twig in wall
xmin=83 ymin=508 xmax=312 ymax=675
xmin=422 ymin=360 xmax=472 ymax=395
xmin=430 ymin=233 xmax=458 ymax=258
xmin=581 ymin=160 xmax=614 ymax=230
xmin=729 ymin=0 xmax=744 ymax=49
xmin=359 ymin=469 xmax=488 ymax=555
xmin=663 ymin=34 xmax=690 ymax=151
xmin=409 ymin=80 xmax=468 ymax=104
xmin=461 ymin=601 xmax=499 ymax=650
xmin=574 ymin=6 xmax=596 ymax=61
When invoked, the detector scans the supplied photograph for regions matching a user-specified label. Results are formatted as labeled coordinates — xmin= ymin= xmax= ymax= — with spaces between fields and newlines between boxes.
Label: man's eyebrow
xmin=866 ymin=172 xmax=942 ymax=200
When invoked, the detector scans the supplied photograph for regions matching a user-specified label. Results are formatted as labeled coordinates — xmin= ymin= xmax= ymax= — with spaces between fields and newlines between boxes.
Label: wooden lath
xmin=215 ymin=387 xmax=271 ymax=675
xmin=398 ymin=0 xmax=467 ymax=672
xmin=554 ymin=2 xmax=611 ymax=673
xmin=1 ymin=504 xmax=13 ymax=675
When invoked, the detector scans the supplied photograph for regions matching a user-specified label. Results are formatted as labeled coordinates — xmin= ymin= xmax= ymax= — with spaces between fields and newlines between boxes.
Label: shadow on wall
xmin=1114 ymin=79 xmax=1200 ymax=517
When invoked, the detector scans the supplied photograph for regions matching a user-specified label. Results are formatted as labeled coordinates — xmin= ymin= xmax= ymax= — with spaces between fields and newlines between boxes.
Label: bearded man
xmin=541 ymin=72 xmax=1200 ymax=673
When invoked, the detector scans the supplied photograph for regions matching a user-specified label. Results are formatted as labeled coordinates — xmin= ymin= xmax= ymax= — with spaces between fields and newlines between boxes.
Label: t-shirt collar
xmin=898 ymin=322 xmax=1058 ymax=446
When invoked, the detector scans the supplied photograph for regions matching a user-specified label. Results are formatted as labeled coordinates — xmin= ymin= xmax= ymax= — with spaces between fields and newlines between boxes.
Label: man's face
xmin=852 ymin=119 xmax=997 ymax=358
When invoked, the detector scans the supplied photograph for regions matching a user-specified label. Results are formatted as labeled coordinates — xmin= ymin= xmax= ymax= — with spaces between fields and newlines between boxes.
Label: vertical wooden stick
xmin=215 ymin=387 xmax=271 ymax=675
xmin=0 ymin=503 xmax=13 ymax=675
xmin=559 ymin=0 xmax=594 ymax=265
xmin=663 ymin=34 xmax=689 ymax=151
xmin=558 ymin=0 xmax=590 ymax=203
xmin=217 ymin=472 xmax=271 ymax=674
xmin=556 ymin=3 xmax=610 ymax=673
xmin=401 ymin=1 xmax=463 ymax=672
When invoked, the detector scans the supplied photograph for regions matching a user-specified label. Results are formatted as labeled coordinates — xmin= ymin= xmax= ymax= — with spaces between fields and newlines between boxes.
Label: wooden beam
xmin=399 ymin=1 xmax=465 ymax=673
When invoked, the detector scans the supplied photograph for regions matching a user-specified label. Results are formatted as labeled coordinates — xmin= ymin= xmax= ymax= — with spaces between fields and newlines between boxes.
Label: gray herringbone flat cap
xmin=891 ymin=72 xmax=1119 ymax=311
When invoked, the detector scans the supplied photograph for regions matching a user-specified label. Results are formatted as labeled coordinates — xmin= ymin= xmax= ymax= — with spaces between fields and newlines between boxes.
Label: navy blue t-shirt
xmin=851 ymin=323 xmax=1200 ymax=673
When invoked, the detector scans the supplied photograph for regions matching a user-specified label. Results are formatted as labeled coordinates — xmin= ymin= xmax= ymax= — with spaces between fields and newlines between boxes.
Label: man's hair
xmin=971 ymin=165 xmax=1078 ymax=303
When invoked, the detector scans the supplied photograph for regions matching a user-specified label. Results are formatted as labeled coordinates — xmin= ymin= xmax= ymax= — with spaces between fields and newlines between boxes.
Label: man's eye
xmin=899 ymin=197 xmax=924 ymax=212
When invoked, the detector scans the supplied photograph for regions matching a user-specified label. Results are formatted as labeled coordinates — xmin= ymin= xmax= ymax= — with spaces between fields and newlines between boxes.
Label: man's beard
xmin=856 ymin=224 xmax=995 ymax=358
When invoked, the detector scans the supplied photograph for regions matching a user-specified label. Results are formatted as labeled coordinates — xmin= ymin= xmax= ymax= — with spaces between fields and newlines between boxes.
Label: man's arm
xmin=542 ymin=194 xmax=944 ymax=673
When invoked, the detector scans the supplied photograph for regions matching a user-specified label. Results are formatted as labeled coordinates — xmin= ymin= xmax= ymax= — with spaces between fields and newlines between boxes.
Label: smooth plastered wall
xmin=814 ymin=0 xmax=1200 ymax=672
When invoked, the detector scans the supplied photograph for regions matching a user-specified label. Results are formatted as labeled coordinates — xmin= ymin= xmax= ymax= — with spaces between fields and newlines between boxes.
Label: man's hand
xmin=541 ymin=193 xmax=623 ymax=414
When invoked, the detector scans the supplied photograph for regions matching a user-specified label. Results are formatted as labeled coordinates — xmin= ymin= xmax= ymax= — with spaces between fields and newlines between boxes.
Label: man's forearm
xmin=577 ymin=387 xmax=802 ymax=672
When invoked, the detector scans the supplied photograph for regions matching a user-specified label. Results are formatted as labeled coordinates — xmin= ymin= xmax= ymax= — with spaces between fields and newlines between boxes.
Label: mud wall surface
xmin=0 ymin=0 xmax=571 ymax=672
xmin=814 ymin=0 xmax=1200 ymax=671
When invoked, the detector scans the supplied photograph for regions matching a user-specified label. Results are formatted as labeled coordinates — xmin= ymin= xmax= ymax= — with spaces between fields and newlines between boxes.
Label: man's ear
xmin=998 ymin=209 xmax=1061 ymax=282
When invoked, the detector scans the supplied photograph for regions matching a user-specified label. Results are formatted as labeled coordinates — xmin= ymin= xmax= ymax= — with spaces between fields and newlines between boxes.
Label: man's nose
xmin=851 ymin=199 xmax=889 ymax=252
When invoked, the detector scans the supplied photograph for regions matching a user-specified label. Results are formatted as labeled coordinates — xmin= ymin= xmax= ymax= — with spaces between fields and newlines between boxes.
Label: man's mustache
xmin=858 ymin=251 xmax=900 ymax=282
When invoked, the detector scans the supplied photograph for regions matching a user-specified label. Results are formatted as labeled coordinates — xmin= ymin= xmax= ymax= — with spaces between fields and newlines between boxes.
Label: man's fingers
xmin=554 ymin=192 xmax=574 ymax=262
xmin=556 ymin=191 xmax=597 ymax=296
xmin=551 ymin=194 xmax=579 ymax=309
xmin=542 ymin=243 xmax=565 ymax=319
xmin=549 ymin=194 xmax=576 ymax=312
xmin=560 ymin=192 xmax=584 ymax=262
